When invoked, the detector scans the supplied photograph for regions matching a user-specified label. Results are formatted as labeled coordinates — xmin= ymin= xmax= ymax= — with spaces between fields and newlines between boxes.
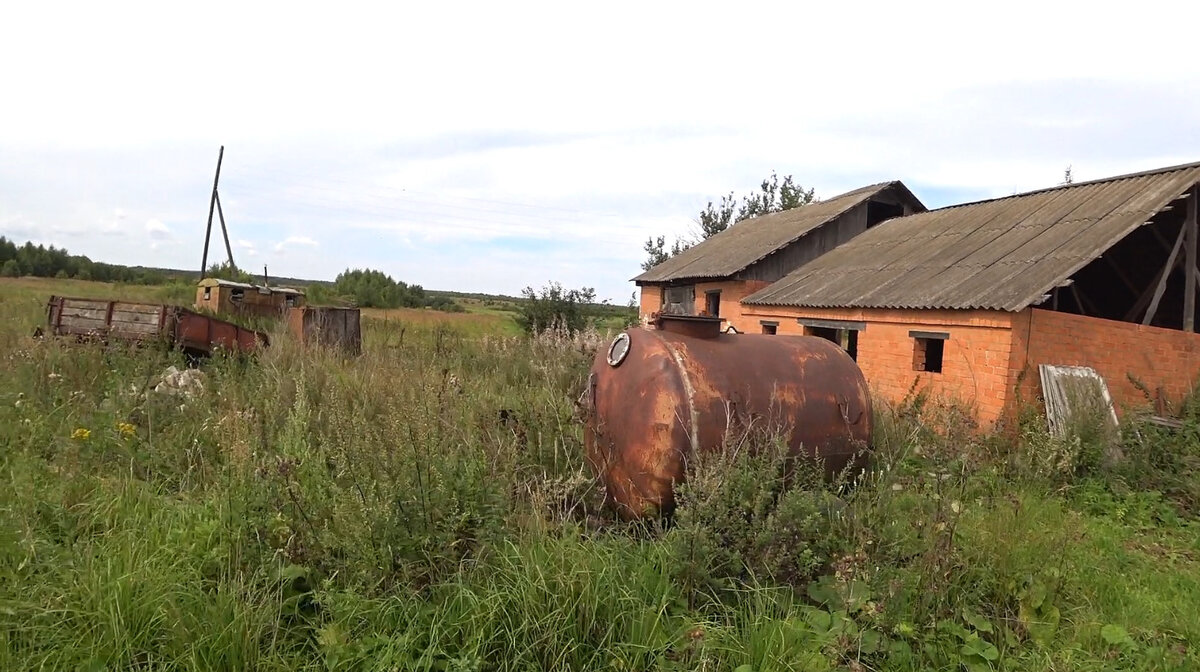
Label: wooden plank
xmin=110 ymin=303 xmax=164 ymax=315
xmin=108 ymin=326 xmax=161 ymax=339
xmin=1069 ymin=283 xmax=1088 ymax=316
xmin=59 ymin=314 xmax=109 ymax=328
xmin=59 ymin=301 xmax=110 ymax=313
xmin=1143 ymin=221 xmax=1187 ymax=325
xmin=110 ymin=311 xmax=162 ymax=326
xmin=1185 ymin=186 xmax=1197 ymax=332
xmin=60 ymin=307 xmax=112 ymax=321
xmin=108 ymin=319 xmax=161 ymax=331
xmin=1125 ymin=251 xmax=1176 ymax=321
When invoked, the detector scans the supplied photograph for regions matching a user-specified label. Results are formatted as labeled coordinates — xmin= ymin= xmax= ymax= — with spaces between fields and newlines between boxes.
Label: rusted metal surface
xmin=288 ymin=306 xmax=362 ymax=354
xmin=745 ymin=161 xmax=1200 ymax=312
xmin=583 ymin=327 xmax=872 ymax=519
xmin=45 ymin=295 xmax=268 ymax=357
xmin=650 ymin=313 xmax=722 ymax=339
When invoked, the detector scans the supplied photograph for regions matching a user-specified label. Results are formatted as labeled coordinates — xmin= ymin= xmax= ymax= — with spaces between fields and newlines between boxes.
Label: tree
xmin=205 ymin=262 xmax=254 ymax=284
xmin=640 ymin=235 xmax=691 ymax=271
xmin=738 ymin=172 xmax=816 ymax=221
xmin=332 ymin=268 xmax=425 ymax=309
xmin=1 ymin=259 xmax=19 ymax=278
xmin=517 ymin=281 xmax=596 ymax=335
xmin=643 ymin=171 xmax=816 ymax=270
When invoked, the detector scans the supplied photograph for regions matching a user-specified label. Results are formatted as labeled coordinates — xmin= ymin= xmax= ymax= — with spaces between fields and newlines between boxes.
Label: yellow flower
xmin=116 ymin=422 xmax=136 ymax=439
xmin=71 ymin=428 xmax=91 ymax=441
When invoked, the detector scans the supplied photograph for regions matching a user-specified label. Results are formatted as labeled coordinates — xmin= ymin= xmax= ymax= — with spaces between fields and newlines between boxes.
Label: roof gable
xmin=633 ymin=181 xmax=921 ymax=283
xmin=744 ymin=161 xmax=1200 ymax=311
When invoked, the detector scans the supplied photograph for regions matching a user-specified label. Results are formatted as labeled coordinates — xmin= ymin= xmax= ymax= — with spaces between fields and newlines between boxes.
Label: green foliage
xmin=1 ymin=281 xmax=1199 ymax=671
xmin=330 ymin=268 xmax=461 ymax=311
xmin=300 ymin=282 xmax=347 ymax=306
xmin=642 ymin=172 xmax=817 ymax=270
xmin=668 ymin=431 xmax=844 ymax=597
xmin=204 ymin=261 xmax=255 ymax=284
xmin=0 ymin=236 xmax=171 ymax=284
xmin=517 ymin=281 xmax=596 ymax=335
xmin=641 ymin=236 xmax=691 ymax=272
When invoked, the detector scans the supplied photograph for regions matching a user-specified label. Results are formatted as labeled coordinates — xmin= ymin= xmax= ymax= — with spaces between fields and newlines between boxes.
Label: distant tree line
xmin=0 ymin=237 xmax=463 ymax=314
xmin=0 ymin=236 xmax=171 ymax=284
xmin=330 ymin=268 xmax=462 ymax=312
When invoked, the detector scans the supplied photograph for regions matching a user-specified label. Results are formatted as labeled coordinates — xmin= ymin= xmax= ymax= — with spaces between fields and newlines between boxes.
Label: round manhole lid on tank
xmin=607 ymin=332 xmax=631 ymax=367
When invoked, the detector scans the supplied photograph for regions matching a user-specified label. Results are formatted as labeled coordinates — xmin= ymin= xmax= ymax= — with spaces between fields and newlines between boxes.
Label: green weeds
xmin=1 ymin=279 xmax=1198 ymax=670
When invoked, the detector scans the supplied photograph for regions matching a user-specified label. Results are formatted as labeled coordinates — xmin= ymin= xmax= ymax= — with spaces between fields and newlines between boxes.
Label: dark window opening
xmin=230 ymin=289 xmax=244 ymax=303
xmin=203 ymin=287 xmax=211 ymax=300
xmin=912 ymin=334 xmax=946 ymax=373
xmin=867 ymin=200 xmax=905 ymax=228
xmin=705 ymin=291 xmax=721 ymax=317
xmin=285 ymin=296 xmax=297 ymax=307
xmin=662 ymin=285 xmax=695 ymax=315
xmin=805 ymin=325 xmax=859 ymax=361
xmin=761 ymin=322 xmax=778 ymax=335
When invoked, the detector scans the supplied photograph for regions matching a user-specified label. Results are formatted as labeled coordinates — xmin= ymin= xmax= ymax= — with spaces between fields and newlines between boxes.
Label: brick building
xmin=736 ymin=161 xmax=1200 ymax=427
xmin=643 ymin=159 xmax=1200 ymax=427
xmin=633 ymin=182 xmax=925 ymax=333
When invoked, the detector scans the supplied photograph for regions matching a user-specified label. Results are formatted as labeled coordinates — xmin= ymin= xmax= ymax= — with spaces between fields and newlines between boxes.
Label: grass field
xmin=1 ymin=276 xmax=1199 ymax=670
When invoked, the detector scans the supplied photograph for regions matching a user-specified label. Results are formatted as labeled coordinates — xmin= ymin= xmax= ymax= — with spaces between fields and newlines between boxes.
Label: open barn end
xmin=635 ymin=160 xmax=1200 ymax=429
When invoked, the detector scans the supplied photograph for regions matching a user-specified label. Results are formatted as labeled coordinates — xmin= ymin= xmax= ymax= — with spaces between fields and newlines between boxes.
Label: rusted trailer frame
xmin=44 ymin=295 xmax=269 ymax=357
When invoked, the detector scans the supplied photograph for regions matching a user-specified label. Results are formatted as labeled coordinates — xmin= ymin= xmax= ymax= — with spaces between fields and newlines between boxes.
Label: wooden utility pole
xmin=215 ymin=192 xmax=234 ymax=270
xmin=1185 ymin=186 xmax=1198 ymax=332
xmin=199 ymin=146 xmax=236 ymax=279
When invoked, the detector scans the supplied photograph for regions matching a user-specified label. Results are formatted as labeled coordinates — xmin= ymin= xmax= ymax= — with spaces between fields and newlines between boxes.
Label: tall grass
xmin=1 ymin=278 xmax=1198 ymax=670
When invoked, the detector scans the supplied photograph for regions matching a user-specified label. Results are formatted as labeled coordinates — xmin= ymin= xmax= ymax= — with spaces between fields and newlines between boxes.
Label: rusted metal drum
xmin=582 ymin=314 xmax=872 ymax=519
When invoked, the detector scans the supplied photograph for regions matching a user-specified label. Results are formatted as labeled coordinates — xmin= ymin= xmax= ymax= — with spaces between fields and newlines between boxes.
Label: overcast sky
xmin=3 ymin=1 xmax=1200 ymax=302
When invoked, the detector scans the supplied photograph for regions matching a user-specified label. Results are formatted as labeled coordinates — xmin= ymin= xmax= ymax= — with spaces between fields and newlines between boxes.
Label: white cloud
xmin=145 ymin=218 xmax=170 ymax=239
xmin=273 ymin=235 xmax=318 ymax=252
xmin=234 ymin=238 xmax=257 ymax=257
xmin=4 ymin=1 xmax=1200 ymax=301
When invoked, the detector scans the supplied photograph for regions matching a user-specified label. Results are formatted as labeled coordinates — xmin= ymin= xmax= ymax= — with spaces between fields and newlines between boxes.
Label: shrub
xmin=667 ymin=427 xmax=846 ymax=599
xmin=516 ymin=282 xmax=596 ymax=335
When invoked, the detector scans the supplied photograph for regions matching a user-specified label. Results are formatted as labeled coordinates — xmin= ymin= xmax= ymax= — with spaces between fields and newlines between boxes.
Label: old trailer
xmin=45 ymin=295 xmax=269 ymax=357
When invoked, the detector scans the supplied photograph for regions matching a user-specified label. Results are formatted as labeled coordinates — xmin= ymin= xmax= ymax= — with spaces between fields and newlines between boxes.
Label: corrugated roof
xmin=198 ymin=278 xmax=304 ymax=294
xmin=633 ymin=181 xmax=917 ymax=283
xmin=743 ymin=161 xmax=1200 ymax=312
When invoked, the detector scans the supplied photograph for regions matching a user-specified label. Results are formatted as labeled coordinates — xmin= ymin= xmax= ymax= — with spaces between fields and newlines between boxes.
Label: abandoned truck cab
xmin=581 ymin=313 xmax=872 ymax=519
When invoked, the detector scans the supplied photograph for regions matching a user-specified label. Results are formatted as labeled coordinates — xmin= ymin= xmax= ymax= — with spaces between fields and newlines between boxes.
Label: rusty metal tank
xmin=582 ymin=314 xmax=872 ymax=519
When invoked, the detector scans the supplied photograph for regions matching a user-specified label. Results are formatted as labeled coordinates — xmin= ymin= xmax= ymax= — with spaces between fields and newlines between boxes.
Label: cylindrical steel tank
xmin=582 ymin=314 xmax=872 ymax=519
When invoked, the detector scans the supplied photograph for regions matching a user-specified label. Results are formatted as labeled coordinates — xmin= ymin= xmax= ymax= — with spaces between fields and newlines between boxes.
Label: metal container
xmin=582 ymin=314 xmax=872 ymax=519
xmin=288 ymin=306 xmax=362 ymax=355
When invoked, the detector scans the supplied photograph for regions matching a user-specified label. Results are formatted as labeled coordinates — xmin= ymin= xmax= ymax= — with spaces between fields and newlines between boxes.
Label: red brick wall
xmin=638 ymin=280 xmax=770 ymax=332
xmin=637 ymin=285 xmax=663 ymax=325
xmin=733 ymin=303 xmax=1200 ymax=427
xmin=740 ymin=305 xmax=1019 ymax=427
xmin=1013 ymin=308 xmax=1200 ymax=415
